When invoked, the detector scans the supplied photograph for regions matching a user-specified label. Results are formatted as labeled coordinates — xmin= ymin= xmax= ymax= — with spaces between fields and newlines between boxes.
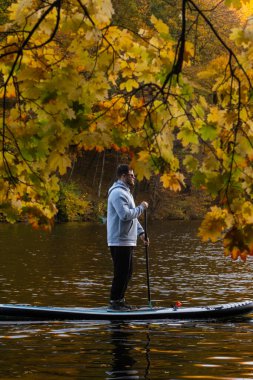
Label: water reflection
xmin=106 ymin=323 xmax=140 ymax=379
xmin=1 ymin=318 xmax=253 ymax=379
xmin=106 ymin=323 xmax=152 ymax=380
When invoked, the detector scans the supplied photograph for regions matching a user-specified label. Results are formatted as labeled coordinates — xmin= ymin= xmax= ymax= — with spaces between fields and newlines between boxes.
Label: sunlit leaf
xmin=198 ymin=206 xmax=234 ymax=242
xmin=160 ymin=172 xmax=185 ymax=192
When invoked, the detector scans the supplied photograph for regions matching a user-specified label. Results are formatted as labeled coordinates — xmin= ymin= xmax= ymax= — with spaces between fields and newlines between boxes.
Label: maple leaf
xmin=150 ymin=15 xmax=169 ymax=35
xmin=241 ymin=202 xmax=253 ymax=224
xmin=177 ymin=125 xmax=199 ymax=146
xmin=198 ymin=206 xmax=234 ymax=242
xmin=223 ymin=224 xmax=253 ymax=261
xmin=120 ymin=79 xmax=139 ymax=92
xmin=160 ymin=172 xmax=185 ymax=192
xmin=47 ymin=153 xmax=72 ymax=176
xmin=183 ymin=155 xmax=199 ymax=172
xmin=131 ymin=151 xmax=152 ymax=181
xmin=199 ymin=124 xmax=217 ymax=141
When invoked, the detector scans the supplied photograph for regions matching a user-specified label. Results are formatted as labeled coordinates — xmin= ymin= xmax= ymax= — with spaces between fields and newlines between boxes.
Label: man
xmin=107 ymin=164 xmax=149 ymax=311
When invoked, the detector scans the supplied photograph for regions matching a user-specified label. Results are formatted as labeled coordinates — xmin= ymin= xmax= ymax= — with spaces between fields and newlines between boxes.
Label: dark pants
xmin=110 ymin=246 xmax=134 ymax=301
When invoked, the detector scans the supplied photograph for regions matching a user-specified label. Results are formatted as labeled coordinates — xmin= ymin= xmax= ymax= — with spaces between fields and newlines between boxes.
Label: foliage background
xmin=0 ymin=0 xmax=253 ymax=261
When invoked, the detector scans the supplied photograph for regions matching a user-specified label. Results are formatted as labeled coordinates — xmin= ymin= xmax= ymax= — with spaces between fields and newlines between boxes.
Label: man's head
xmin=117 ymin=164 xmax=135 ymax=188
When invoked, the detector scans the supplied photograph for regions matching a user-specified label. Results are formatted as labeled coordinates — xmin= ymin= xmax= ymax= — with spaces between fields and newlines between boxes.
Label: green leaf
xmin=183 ymin=155 xmax=199 ymax=172
xmin=200 ymin=124 xmax=218 ymax=141
xmin=177 ymin=127 xmax=199 ymax=146
xmin=192 ymin=171 xmax=206 ymax=189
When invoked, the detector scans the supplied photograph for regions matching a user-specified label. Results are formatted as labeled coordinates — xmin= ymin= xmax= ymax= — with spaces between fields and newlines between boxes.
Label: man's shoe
xmin=120 ymin=298 xmax=132 ymax=309
xmin=108 ymin=299 xmax=132 ymax=311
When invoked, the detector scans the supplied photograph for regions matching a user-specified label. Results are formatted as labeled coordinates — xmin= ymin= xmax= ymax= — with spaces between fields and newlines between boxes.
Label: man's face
xmin=123 ymin=170 xmax=135 ymax=188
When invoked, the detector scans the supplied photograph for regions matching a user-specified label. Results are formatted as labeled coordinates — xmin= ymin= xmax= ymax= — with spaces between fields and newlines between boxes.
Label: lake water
xmin=0 ymin=221 xmax=253 ymax=379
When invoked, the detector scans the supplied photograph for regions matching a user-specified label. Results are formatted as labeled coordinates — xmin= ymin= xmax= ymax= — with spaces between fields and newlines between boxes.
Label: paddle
xmin=144 ymin=209 xmax=152 ymax=308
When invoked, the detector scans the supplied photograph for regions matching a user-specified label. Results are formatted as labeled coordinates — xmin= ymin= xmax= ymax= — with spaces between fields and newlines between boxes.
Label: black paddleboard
xmin=0 ymin=301 xmax=252 ymax=321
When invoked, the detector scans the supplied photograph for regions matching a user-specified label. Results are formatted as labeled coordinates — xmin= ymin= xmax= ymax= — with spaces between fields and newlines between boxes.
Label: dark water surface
xmin=0 ymin=221 xmax=253 ymax=379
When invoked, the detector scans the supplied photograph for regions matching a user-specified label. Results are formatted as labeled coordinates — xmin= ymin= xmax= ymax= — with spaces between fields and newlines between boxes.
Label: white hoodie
xmin=107 ymin=180 xmax=144 ymax=246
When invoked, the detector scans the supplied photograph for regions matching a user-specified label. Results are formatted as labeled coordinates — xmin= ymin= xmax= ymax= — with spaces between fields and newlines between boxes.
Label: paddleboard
xmin=0 ymin=301 xmax=252 ymax=321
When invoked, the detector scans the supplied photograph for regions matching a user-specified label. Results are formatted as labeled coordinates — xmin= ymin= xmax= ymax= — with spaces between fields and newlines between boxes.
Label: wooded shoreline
xmin=55 ymin=150 xmax=212 ymax=223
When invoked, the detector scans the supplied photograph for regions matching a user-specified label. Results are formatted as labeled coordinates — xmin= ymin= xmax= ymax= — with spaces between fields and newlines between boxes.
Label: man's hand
xmin=140 ymin=233 xmax=149 ymax=246
xmin=141 ymin=201 xmax=149 ymax=209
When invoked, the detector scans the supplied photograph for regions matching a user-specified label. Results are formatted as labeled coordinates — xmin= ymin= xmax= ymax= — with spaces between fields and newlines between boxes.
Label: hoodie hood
xmin=108 ymin=180 xmax=130 ymax=196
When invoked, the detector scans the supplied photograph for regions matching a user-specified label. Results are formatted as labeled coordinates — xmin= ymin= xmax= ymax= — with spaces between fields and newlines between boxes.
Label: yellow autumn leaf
xmin=231 ymin=247 xmax=241 ymax=261
xmin=138 ymin=151 xmax=150 ymax=160
xmin=120 ymin=79 xmax=139 ymax=92
xmin=184 ymin=41 xmax=194 ymax=62
xmin=198 ymin=206 xmax=234 ymax=242
xmin=5 ymin=82 xmax=16 ymax=97
xmin=47 ymin=153 xmax=72 ymax=175
xmin=241 ymin=202 xmax=253 ymax=224
xmin=160 ymin=172 xmax=184 ymax=192
xmin=0 ymin=181 xmax=10 ymax=203
xmin=199 ymin=95 xmax=208 ymax=110
xmin=121 ymin=61 xmax=135 ymax=70
xmin=131 ymin=151 xmax=152 ymax=181
xmin=149 ymin=36 xmax=160 ymax=48
xmin=240 ymin=107 xmax=248 ymax=122
xmin=150 ymin=15 xmax=169 ymax=35
xmin=207 ymin=106 xmax=221 ymax=124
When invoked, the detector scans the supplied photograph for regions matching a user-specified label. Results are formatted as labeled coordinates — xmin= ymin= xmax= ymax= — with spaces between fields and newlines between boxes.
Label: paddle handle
xmin=144 ymin=209 xmax=148 ymax=240
xmin=144 ymin=209 xmax=151 ymax=307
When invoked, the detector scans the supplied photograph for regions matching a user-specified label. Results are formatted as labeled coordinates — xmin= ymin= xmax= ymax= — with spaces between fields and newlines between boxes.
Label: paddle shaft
xmin=144 ymin=209 xmax=151 ymax=306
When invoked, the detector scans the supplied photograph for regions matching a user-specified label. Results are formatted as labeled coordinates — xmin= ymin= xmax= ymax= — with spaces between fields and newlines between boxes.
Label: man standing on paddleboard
xmin=107 ymin=164 xmax=149 ymax=311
